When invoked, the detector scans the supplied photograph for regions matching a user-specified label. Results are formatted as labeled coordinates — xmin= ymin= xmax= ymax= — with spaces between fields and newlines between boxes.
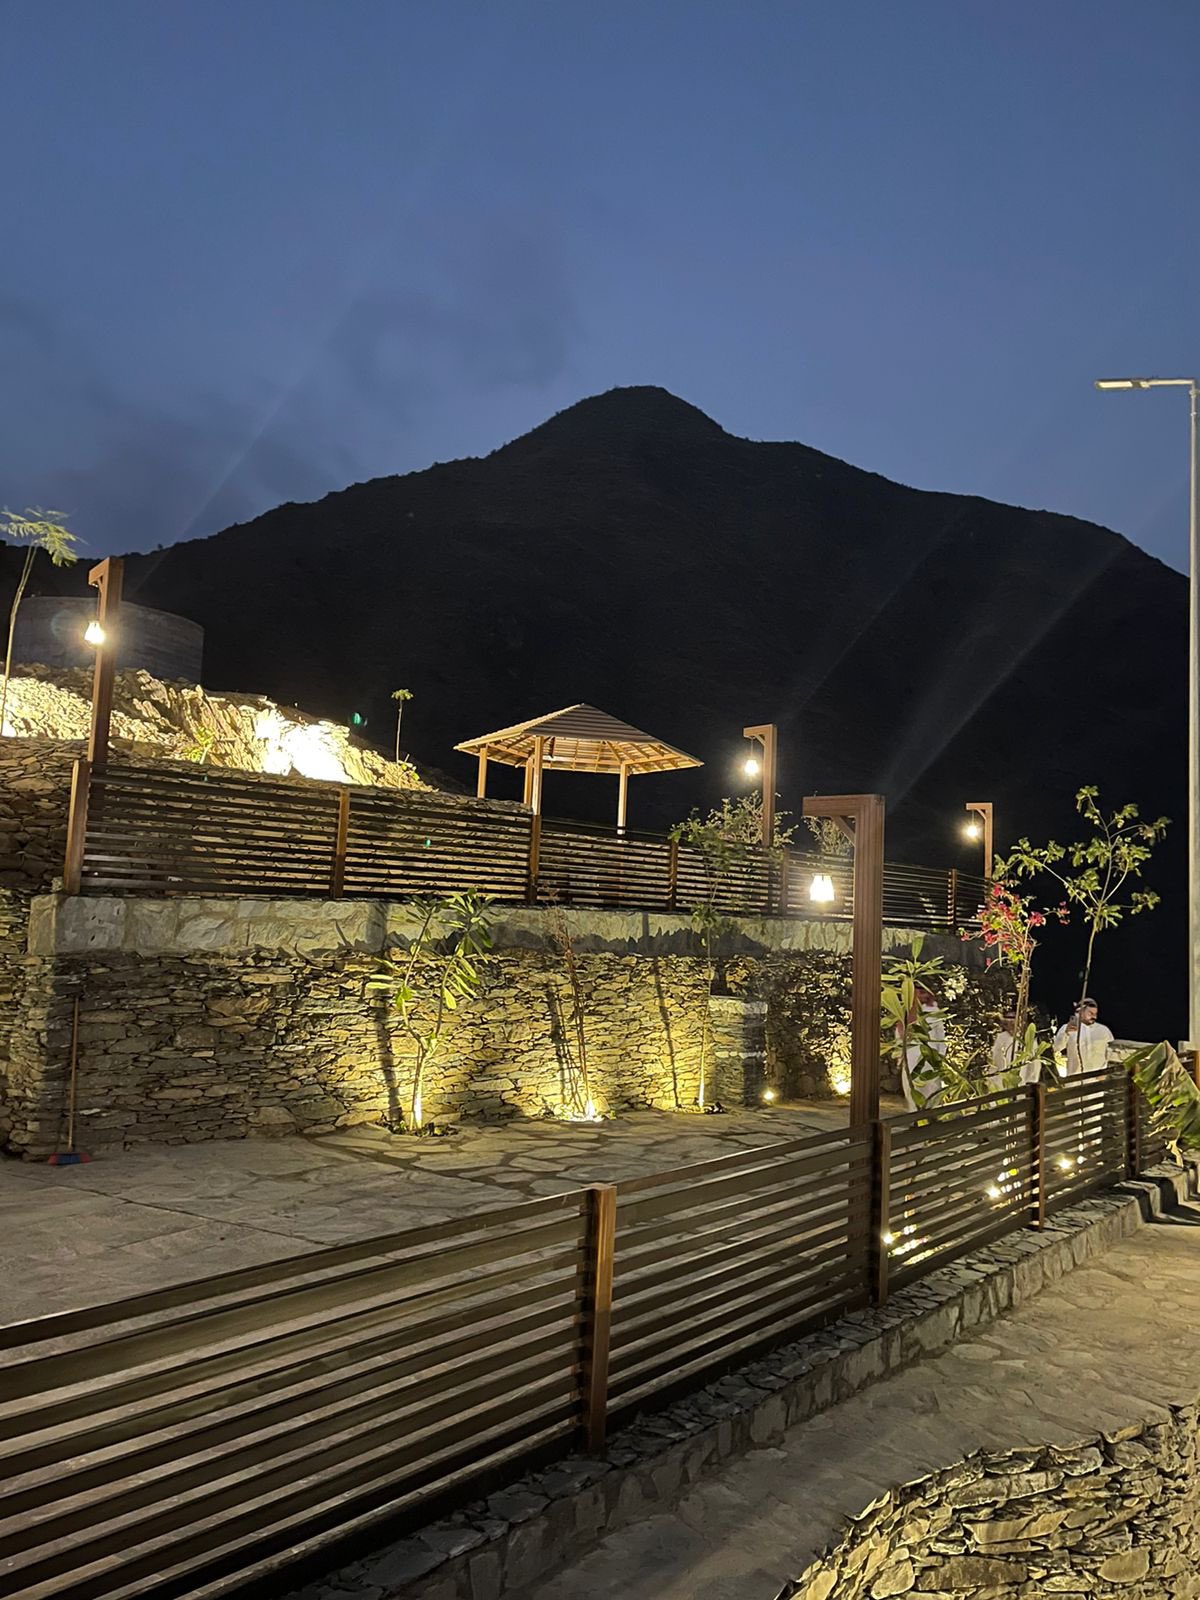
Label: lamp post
xmin=742 ymin=723 xmax=778 ymax=848
xmin=1095 ymin=378 xmax=1198 ymax=1049
xmin=962 ymin=800 xmax=993 ymax=878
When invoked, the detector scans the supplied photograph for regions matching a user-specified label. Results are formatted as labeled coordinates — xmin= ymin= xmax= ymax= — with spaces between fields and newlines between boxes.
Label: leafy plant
xmin=1124 ymin=1041 xmax=1200 ymax=1153
xmin=390 ymin=687 xmax=413 ymax=765
xmin=1004 ymin=788 xmax=1168 ymax=1009
xmin=803 ymin=815 xmax=853 ymax=857
xmin=184 ymin=725 xmax=217 ymax=765
xmin=368 ymin=889 xmax=493 ymax=1132
xmin=670 ymin=794 xmax=795 ymax=1109
xmin=881 ymin=937 xmax=978 ymax=1107
xmin=545 ymin=898 xmax=599 ymax=1119
xmin=0 ymin=509 xmax=79 ymax=735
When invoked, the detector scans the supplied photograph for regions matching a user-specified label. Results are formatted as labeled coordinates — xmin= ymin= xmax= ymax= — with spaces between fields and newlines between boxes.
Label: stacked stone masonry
xmin=0 ymin=895 xmax=992 ymax=1157
xmin=780 ymin=1410 xmax=1200 ymax=1599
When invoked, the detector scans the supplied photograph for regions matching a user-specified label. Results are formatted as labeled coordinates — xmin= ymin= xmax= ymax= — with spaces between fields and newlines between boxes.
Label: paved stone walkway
xmin=0 ymin=1099 xmax=885 ymax=1323
xmin=519 ymin=1206 xmax=1200 ymax=1600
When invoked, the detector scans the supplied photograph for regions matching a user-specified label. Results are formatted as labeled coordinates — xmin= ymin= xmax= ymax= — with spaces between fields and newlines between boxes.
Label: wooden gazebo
xmin=455 ymin=704 xmax=702 ymax=828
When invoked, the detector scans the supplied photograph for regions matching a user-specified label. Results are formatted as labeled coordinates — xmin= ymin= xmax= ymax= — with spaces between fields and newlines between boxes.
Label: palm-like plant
xmin=0 ymin=510 xmax=79 ymax=735
xmin=391 ymin=687 xmax=413 ymax=764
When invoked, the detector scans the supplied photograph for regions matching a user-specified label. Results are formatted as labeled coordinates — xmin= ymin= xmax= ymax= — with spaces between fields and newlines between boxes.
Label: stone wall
xmin=778 ymin=1409 xmax=1200 ymax=1599
xmin=0 ymin=738 xmax=78 ymax=888
xmin=2 ymin=896 xmax=995 ymax=1157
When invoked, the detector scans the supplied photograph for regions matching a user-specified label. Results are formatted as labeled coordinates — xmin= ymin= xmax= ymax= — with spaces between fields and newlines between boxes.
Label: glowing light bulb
xmin=881 ymin=1231 xmax=895 ymax=1248
xmin=809 ymin=873 xmax=835 ymax=904
xmin=762 ymin=1087 xmax=777 ymax=1103
xmin=986 ymin=1184 xmax=1002 ymax=1201
xmin=963 ymin=820 xmax=981 ymax=841
xmin=84 ymin=620 xmax=105 ymax=647
xmin=743 ymin=756 xmax=761 ymax=779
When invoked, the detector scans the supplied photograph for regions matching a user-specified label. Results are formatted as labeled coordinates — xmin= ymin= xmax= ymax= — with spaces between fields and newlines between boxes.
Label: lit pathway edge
xmin=284 ymin=1163 xmax=1195 ymax=1600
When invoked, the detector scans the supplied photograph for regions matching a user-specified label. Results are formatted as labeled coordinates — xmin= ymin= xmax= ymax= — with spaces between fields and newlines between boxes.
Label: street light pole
xmin=1096 ymin=378 xmax=1199 ymax=1048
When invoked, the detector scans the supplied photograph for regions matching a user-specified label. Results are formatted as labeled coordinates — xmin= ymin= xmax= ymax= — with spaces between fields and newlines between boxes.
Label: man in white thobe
xmin=1053 ymin=998 xmax=1114 ymax=1077
xmin=987 ymin=1012 xmax=1018 ymax=1091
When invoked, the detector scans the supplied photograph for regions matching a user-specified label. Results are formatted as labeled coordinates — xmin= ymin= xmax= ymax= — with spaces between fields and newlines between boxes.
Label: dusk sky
xmin=3 ymin=0 xmax=1198 ymax=570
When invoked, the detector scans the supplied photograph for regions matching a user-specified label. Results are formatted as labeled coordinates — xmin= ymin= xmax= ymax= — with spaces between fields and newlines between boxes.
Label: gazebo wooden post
xmin=803 ymin=793 xmax=885 ymax=1127
xmin=616 ymin=762 xmax=629 ymax=834
xmin=530 ymin=735 xmax=546 ymax=815
xmin=476 ymin=750 xmax=489 ymax=799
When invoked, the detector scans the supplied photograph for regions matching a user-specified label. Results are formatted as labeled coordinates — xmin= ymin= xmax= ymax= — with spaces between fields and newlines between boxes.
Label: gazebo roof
xmin=455 ymin=704 xmax=702 ymax=775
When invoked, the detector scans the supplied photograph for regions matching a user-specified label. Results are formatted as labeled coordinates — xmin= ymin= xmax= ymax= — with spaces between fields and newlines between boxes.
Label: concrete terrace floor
xmin=515 ymin=1207 xmax=1200 ymax=1600
xmin=0 ymin=1098 xmax=897 ymax=1324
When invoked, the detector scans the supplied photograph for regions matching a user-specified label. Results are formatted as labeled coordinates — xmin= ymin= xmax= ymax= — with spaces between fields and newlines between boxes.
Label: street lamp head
xmin=1095 ymin=379 xmax=1140 ymax=390
xmin=743 ymin=756 xmax=761 ymax=779
xmin=83 ymin=620 xmax=106 ymax=647
xmin=963 ymin=819 xmax=981 ymax=842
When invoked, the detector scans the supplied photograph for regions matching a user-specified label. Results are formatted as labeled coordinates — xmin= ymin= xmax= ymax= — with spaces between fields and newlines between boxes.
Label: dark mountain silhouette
xmin=6 ymin=386 xmax=1186 ymax=1037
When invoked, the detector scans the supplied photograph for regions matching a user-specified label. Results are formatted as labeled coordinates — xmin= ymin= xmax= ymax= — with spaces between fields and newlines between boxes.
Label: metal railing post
xmin=1030 ymin=1083 xmax=1047 ymax=1229
xmin=870 ymin=1119 xmax=891 ymax=1305
xmin=580 ymin=1183 xmax=616 ymax=1453
xmin=63 ymin=757 xmax=92 ymax=896
xmin=947 ymin=867 xmax=958 ymax=927
xmin=329 ymin=789 xmax=350 ymax=899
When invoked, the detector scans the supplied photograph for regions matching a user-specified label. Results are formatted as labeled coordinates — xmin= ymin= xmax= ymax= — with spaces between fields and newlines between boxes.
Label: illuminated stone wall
xmin=0 ymin=897 xmax=990 ymax=1156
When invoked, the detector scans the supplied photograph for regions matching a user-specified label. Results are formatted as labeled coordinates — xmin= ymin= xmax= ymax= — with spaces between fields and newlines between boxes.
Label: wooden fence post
xmin=1031 ymin=1084 xmax=1047 ymax=1229
xmin=666 ymin=837 xmax=679 ymax=911
xmin=870 ymin=1119 xmax=891 ymax=1305
xmin=63 ymin=757 xmax=92 ymax=896
xmin=527 ymin=813 xmax=542 ymax=904
xmin=329 ymin=789 xmax=350 ymax=899
xmin=947 ymin=867 xmax=958 ymax=927
xmin=1126 ymin=1067 xmax=1142 ymax=1178
xmin=580 ymin=1183 xmax=617 ymax=1452
xmin=778 ymin=851 xmax=790 ymax=916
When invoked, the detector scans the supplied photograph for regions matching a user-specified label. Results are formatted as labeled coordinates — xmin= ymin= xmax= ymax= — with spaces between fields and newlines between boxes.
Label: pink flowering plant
xmin=966 ymin=876 xmax=1068 ymax=1080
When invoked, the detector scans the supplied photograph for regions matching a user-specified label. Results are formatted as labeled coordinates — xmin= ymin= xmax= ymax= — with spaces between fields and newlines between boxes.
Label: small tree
xmin=670 ymin=795 xmax=794 ymax=1109
xmin=1004 ymin=787 xmax=1169 ymax=1010
xmin=0 ymin=509 xmax=79 ymax=735
xmin=545 ymin=898 xmax=599 ymax=1119
xmin=391 ymin=688 xmax=413 ymax=764
xmin=968 ymin=877 xmax=1068 ymax=1077
xmin=368 ymin=890 xmax=493 ymax=1132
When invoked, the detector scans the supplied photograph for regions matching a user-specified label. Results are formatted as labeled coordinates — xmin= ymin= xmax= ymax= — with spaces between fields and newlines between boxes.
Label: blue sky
xmin=2 ymin=0 xmax=1198 ymax=567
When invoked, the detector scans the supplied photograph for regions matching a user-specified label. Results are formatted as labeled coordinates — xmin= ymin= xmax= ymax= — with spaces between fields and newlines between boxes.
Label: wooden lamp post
xmin=963 ymin=801 xmax=994 ymax=878
xmin=742 ymin=724 xmax=778 ymax=848
xmin=802 ymin=792 xmax=885 ymax=1126
xmin=63 ymin=558 xmax=123 ymax=894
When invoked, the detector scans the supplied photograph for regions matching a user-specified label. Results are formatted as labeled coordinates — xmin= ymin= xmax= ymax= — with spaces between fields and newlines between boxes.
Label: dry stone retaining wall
xmin=778 ymin=1410 xmax=1200 ymax=1599
xmin=1 ymin=896 xmax=993 ymax=1157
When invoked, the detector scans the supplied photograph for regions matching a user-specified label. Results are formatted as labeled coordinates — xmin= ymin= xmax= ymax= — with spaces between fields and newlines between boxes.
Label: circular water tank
xmin=12 ymin=597 xmax=204 ymax=681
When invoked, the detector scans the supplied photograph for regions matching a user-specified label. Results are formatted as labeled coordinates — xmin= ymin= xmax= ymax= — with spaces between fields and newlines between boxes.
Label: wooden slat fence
xmin=68 ymin=760 xmax=988 ymax=927
xmin=0 ymin=1065 xmax=1175 ymax=1600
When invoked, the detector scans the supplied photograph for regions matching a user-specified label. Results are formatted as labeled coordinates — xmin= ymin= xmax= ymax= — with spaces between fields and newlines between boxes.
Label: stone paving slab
xmin=0 ymin=1100 xmax=868 ymax=1323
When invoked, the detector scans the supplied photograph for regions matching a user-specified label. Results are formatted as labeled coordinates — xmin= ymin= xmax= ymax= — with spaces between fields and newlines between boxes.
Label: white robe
xmin=1053 ymin=1019 xmax=1115 ymax=1076
xmin=987 ymin=1029 xmax=1015 ymax=1091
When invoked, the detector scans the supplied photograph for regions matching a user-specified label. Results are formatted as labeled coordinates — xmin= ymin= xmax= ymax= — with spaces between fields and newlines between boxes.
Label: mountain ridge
xmin=3 ymin=385 xmax=1185 ymax=1032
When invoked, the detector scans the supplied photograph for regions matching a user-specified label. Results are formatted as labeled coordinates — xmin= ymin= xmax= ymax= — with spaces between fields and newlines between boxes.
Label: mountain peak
xmin=500 ymin=386 xmax=731 ymax=456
